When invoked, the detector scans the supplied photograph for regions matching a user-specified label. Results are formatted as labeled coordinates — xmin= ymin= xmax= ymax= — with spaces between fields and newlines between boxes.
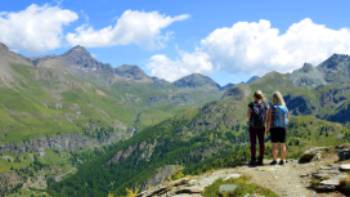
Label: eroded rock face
xmin=285 ymin=95 xmax=314 ymax=115
xmin=327 ymin=103 xmax=350 ymax=123
xmin=0 ymin=131 xmax=125 ymax=154
xmin=108 ymin=140 xmax=157 ymax=165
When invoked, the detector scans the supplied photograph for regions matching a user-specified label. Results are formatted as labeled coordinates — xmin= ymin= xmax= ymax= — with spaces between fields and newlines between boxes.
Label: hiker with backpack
xmin=247 ymin=90 xmax=269 ymax=166
xmin=266 ymin=91 xmax=289 ymax=165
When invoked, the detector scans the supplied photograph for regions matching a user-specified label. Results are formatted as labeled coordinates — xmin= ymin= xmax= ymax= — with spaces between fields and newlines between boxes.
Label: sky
xmin=1 ymin=0 xmax=350 ymax=85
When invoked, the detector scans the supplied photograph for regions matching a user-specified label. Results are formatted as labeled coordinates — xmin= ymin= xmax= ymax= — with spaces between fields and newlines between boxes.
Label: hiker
xmin=247 ymin=90 xmax=269 ymax=166
xmin=266 ymin=91 xmax=289 ymax=165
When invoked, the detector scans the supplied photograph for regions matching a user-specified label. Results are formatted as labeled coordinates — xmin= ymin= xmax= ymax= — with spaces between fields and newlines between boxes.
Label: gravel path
xmin=235 ymin=160 xmax=344 ymax=197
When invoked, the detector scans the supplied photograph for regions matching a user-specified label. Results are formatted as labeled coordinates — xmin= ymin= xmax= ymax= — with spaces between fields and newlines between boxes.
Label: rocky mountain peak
xmin=173 ymin=73 xmax=220 ymax=89
xmin=317 ymin=53 xmax=350 ymax=83
xmin=320 ymin=53 xmax=350 ymax=70
xmin=246 ymin=75 xmax=260 ymax=84
xmin=300 ymin=63 xmax=314 ymax=72
xmin=114 ymin=64 xmax=149 ymax=80
xmin=63 ymin=45 xmax=91 ymax=58
xmin=0 ymin=42 xmax=9 ymax=52
xmin=60 ymin=45 xmax=110 ymax=71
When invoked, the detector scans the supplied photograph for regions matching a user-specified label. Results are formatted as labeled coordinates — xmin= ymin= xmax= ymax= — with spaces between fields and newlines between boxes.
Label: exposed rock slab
xmin=298 ymin=147 xmax=330 ymax=164
xmin=138 ymin=169 xmax=241 ymax=197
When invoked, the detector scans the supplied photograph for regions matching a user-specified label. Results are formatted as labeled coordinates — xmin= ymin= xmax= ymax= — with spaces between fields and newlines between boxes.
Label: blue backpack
xmin=272 ymin=104 xmax=289 ymax=128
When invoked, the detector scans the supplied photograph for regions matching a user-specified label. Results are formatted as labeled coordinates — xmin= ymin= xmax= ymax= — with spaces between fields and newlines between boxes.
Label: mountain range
xmin=49 ymin=50 xmax=350 ymax=196
xmin=0 ymin=43 xmax=224 ymax=144
xmin=50 ymin=51 xmax=350 ymax=196
xmin=1 ymin=42 xmax=350 ymax=196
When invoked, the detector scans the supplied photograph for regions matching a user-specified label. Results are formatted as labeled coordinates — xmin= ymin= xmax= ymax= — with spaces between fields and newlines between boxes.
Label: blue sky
xmin=1 ymin=0 xmax=350 ymax=85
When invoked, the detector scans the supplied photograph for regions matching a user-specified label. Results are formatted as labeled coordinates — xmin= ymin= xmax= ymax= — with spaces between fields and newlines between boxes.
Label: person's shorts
xmin=270 ymin=127 xmax=286 ymax=143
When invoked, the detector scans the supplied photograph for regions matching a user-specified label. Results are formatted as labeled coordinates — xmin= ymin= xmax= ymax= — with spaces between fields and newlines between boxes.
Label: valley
xmin=1 ymin=42 xmax=350 ymax=196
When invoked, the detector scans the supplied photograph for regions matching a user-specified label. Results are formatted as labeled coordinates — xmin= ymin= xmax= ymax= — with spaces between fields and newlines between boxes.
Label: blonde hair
xmin=253 ymin=90 xmax=266 ymax=102
xmin=272 ymin=91 xmax=286 ymax=106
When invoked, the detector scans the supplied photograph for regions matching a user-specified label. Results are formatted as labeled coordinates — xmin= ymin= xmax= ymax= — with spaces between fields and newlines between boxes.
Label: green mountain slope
xmin=0 ymin=43 xmax=223 ymax=196
xmin=0 ymin=44 xmax=222 ymax=144
xmin=49 ymin=94 xmax=350 ymax=196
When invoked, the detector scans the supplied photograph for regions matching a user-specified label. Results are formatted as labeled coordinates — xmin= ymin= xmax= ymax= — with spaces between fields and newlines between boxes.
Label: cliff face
xmin=0 ymin=131 xmax=128 ymax=154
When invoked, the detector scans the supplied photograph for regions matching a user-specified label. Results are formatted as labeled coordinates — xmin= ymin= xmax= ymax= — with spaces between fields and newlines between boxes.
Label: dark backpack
xmin=249 ymin=102 xmax=267 ymax=128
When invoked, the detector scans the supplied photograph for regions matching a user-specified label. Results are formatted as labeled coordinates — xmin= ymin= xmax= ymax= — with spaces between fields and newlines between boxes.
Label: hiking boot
xmin=248 ymin=160 xmax=256 ymax=167
xmin=256 ymin=159 xmax=264 ymax=166
xmin=279 ymin=160 xmax=285 ymax=165
xmin=270 ymin=160 xmax=277 ymax=165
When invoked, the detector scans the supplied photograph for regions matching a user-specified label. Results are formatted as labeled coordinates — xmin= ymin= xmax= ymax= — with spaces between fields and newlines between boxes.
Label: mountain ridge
xmin=4 ymin=42 xmax=350 ymax=89
xmin=173 ymin=73 xmax=221 ymax=89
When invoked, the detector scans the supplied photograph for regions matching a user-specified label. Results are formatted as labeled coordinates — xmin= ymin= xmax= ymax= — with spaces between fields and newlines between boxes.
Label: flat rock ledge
xmin=137 ymin=169 xmax=241 ymax=197
xmin=310 ymin=163 xmax=350 ymax=193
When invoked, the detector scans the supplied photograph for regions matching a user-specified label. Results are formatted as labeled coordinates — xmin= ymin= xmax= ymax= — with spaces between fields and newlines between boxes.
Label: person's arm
xmin=266 ymin=108 xmax=272 ymax=133
xmin=247 ymin=108 xmax=251 ymax=119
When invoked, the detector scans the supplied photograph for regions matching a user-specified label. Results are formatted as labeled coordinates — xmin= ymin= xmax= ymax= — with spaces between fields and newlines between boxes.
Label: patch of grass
xmin=203 ymin=177 xmax=278 ymax=197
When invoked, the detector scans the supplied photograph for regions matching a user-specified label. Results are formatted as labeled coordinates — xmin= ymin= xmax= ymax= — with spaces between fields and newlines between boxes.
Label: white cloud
xmin=66 ymin=10 xmax=189 ymax=49
xmin=147 ymin=51 xmax=213 ymax=82
xmin=202 ymin=18 xmax=350 ymax=74
xmin=0 ymin=4 xmax=78 ymax=52
xmin=148 ymin=18 xmax=350 ymax=81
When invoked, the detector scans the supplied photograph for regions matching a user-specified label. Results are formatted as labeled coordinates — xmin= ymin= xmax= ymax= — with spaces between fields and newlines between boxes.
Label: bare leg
xmin=272 ymin=143 xmax=279 ymax=161
xmin=281 ymin=143 xmax=287 ymax=160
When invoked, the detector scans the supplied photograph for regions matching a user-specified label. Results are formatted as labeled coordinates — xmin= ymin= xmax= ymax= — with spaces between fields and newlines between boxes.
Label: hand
xmin=265 ymin=127 xmax=270 ymax=134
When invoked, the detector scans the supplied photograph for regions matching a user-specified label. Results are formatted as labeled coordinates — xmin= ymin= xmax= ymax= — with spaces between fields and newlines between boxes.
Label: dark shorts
xmin=270 ymin=127 xmax=286 ymax=143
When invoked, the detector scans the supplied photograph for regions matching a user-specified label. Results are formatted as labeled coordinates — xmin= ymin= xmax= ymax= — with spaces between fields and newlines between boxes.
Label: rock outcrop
xmin=0 ymin=172 xmax=23 ymax=196
xmin=298 ymin=147 xmax=330 ymax=164
xmin=0 ymin=131 xmax=125 ymax=154
xmin=138 ymin=169 xmax=241 ymax=197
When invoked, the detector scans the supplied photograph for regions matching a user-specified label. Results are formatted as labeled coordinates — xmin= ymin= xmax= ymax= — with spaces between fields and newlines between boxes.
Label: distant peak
xmin=179 ymin=73 xmax=210 ymax=80
xmin=300 ymin=63 xmax=314 ymax=72
xmin=320 ymin=53 xmax=350 ymax=70
xmin=325 ymin=53 xmax=350 ymax=64
xmin=64 ymin=45 xmax=91 ymax=57
xmin=246 ymin=75 xmax=260 ymax=84
xmin=116 ymin=64 xmax=142 ymax=71
xmin=0 ymin=42 xmax=9 ymax=51
xmin=71 ymin=45 xmax=87 ymax=51
xmin=114 ymin=64 xmax=149 ymax=80
xmin=173 ymin=73 xmax=220 ymax=89
xmin=329 ymin=53 xmax=349 ymax=59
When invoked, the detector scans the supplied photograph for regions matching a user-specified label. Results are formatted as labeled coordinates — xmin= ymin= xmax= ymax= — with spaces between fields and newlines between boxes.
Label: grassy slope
xmin=0 ymin=64 xmax=221 ymax=144
xmin=203 ymin=177 xmax=278 ymax=197
xmin=0 ymin=62 xmax=221 ymax=187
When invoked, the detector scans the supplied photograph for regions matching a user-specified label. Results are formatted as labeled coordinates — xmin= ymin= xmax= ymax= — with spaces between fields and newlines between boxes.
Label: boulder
xmin=174 ymin=187 xmax=202 ymax=194
xmin=312 ymin=165 xmax=341 ymax=180
xmin=298 ymin=147 xmax=329 ymax=164
xmin=336 ymin=145 xmax=350 ymax=161
xmin=218 ymin=184 xmax=238 ymax=197
xmin=312 ymin=175 xmax=348 ymax=192
xmin=339 ymin=177 xmax=350 ymax=195
xmin=340 ymin=164 xmax=350 ymax=171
